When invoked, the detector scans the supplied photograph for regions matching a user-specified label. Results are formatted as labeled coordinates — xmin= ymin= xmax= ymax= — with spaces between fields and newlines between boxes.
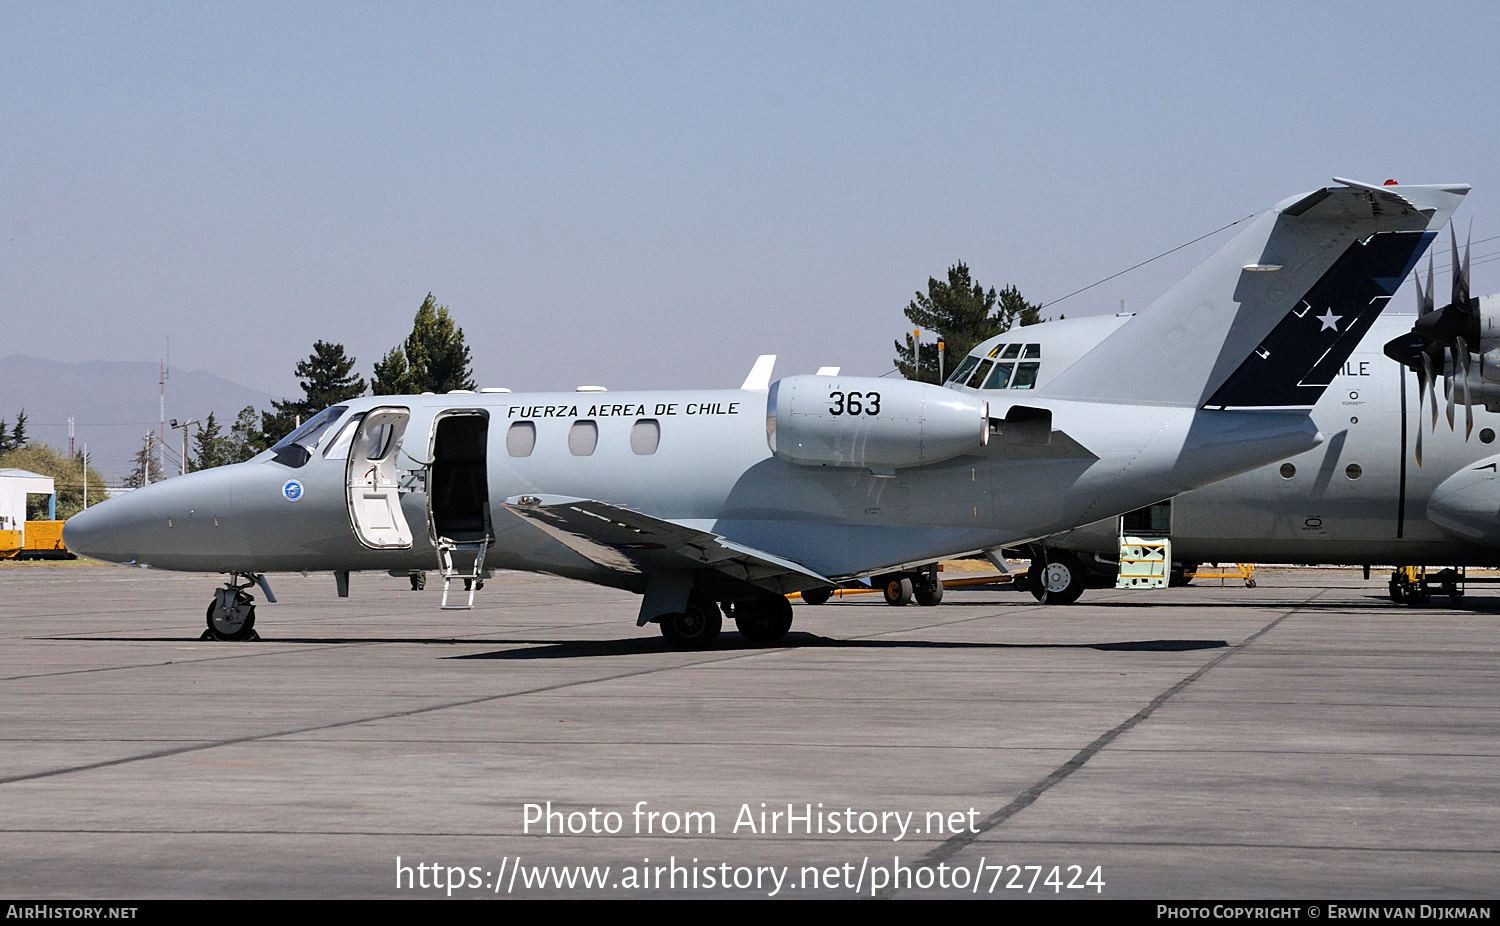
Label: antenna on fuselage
xmin=741 ymin=355 xmax=776 ymax=391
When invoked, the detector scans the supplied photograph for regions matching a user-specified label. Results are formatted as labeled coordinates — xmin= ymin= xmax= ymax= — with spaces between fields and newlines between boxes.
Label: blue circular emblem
xmin=281 ymin=480 xmax=304 ymax=502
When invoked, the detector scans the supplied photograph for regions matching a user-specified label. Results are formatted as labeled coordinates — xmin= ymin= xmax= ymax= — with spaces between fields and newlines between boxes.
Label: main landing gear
xmin=202 ymin=574 xmax=264 ymax=641
xmin=657 ymin=593 xmax=797 ymax=649
xmin=658 ymin=593 xmax=723 ymax=649
xmin=727 ymin=594 xmax=794 ymax=644
xmin=876 ymin=566 xmax=943 ymax=607
xmin=1025 ymin=550 xmax=1086 ymax=605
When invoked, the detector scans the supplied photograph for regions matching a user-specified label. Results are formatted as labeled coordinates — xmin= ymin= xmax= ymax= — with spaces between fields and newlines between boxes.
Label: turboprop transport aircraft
xmin=969 ymin=299 xmax=1500 ymax=606
xmin=63 ymin=178 xmax=1468 ymax=647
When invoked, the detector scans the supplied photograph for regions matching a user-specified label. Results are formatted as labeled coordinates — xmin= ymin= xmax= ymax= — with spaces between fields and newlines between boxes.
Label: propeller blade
xmin=1415 ymin=368 xmax=1425 ymax=467
xmin=1426 ymin=252 xmax=1436 ymax=316
xmin=1416 ymin=253 xmax=1434 ymax=316
xmin=1422 ymin=351 xmax=1439 ymax=431
xmin=1450 ymin=222 xmax=1472 ymax=314
xmin=1459 ymin=336 xmax=1474 ymax=440
xmin=1446 ymin=351 xmax=1455 ymax=430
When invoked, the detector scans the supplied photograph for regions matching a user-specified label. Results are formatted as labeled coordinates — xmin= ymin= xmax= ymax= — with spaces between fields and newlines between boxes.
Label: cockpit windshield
xmin=270 ymin=405 xmax=348 ymax=467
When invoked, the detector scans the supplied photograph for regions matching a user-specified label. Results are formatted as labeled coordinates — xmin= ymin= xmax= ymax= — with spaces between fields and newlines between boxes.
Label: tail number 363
xmin=829 ymin=391 xmax=881 ymax=416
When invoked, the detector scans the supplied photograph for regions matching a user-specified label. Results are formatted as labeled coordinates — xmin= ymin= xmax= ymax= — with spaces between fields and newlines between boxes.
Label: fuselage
xmin=64 ymin=370 xmax=1319 ymax=588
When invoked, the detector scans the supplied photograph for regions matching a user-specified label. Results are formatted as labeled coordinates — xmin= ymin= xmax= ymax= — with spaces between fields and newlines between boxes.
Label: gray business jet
xmin=63 ymin=178 xmax=1467 ymax=645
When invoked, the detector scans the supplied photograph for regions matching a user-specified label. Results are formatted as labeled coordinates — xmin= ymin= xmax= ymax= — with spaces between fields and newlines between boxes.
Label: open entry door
xmin=346 ymin=407 xmax=414 ymax=549
xmin=427 ymin=411 xmax=492 ymax=609
xmin=428 ymin=412 xmax=492 ymax=543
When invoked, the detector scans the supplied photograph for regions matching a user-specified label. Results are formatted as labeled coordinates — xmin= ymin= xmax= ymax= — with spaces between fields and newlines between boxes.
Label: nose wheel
xmin=201 ymin=576 xmax=263 ymax=641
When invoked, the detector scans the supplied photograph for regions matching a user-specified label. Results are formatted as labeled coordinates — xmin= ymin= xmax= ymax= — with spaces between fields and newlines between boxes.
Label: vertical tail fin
xmin=1040 ymin=179 xmax=1469 ymax=409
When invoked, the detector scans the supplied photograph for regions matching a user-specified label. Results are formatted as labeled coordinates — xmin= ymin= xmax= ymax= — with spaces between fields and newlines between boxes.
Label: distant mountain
xmin=0 ymin=355 xmax=279 ymax=482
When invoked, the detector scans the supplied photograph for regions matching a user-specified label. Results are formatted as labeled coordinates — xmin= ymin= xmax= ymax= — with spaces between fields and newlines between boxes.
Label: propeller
xmin=1383 ymin=222 xmax=1479 ymax=465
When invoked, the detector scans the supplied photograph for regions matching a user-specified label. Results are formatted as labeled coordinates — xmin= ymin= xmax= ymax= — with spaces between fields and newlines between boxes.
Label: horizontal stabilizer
xmin=501 ymin=495 xmax=834 ymax=594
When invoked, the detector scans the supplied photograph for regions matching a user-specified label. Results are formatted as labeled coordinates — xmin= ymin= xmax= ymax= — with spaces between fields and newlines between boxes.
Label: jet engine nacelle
xmin=766 ymin=375 xmax=989 ymax=470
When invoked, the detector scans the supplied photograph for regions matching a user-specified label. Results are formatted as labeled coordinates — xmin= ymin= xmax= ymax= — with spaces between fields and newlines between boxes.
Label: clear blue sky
xmin=3 ymin=1 xmax=1497 ymax=398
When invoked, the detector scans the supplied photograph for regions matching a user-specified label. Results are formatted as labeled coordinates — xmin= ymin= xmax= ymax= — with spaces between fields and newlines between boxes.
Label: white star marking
xmin=1316 ymin=308 xmax=1341 ymax=332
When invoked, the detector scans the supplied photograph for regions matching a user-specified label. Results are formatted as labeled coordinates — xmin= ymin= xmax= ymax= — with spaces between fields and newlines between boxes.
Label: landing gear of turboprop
xmin=201 ymin=573 xmax=274 ymax=642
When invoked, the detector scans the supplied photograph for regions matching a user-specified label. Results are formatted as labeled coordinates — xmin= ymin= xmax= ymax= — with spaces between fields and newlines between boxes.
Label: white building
xmin=0 ymin=468 xmax=57 ymax=530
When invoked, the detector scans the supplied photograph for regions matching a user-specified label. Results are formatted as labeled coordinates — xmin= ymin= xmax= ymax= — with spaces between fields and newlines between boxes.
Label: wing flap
xmin=501 ymin=495 xmax=833 ymax=593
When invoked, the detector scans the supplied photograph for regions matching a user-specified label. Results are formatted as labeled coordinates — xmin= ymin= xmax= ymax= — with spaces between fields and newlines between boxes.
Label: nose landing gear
xmin=201 ymin=574 xmax=266 ymax=641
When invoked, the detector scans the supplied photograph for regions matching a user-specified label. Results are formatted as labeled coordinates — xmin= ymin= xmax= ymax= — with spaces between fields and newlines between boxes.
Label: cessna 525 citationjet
xmin=63 ymin=178 xmax=1469 ymax=647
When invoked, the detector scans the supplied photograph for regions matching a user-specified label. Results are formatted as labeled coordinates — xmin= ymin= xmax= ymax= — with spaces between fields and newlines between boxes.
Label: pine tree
xmin=11 ymin=410 xmax=28 ymax=449
xmin=227 ymin=406 xmax=267 ymax=462
xmin=0 ymin=419 xmax=10 ymax=455
xmin=298 ymin=341 xmax=367 ymax=410
xmin=893 ymin=265 xmax=1042 ymax=382
xmin=372 ymin=294 xmax=476 ymax=395
xmin=192 ymin=412 xmax=235 ymax=470
xmin=260 ymin=341 xmax=368 ymax=445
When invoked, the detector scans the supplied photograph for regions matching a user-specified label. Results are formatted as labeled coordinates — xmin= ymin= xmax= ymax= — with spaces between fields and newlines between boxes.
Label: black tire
xmin=1388 ymin=571 xmax=1405 ymax=604
xmin=915 ymin=581 xmax=943 ymax=606
xmin=733 ymin=596 xmax=794 ymax=644
xmin=1028 ymin=551 xmax=1086 ymax=605
xmin=801 ymin=587 xmax=833 ymax=605
xmin=1169 ymin=563 xmax=1198 ymax=588
xmin=659 ymin=597 xmax=722 ymax=649
xmin=882 ymin=576 xmax=914 ymax=606
xmin=205 ymin=599 xmax=256 ymax=641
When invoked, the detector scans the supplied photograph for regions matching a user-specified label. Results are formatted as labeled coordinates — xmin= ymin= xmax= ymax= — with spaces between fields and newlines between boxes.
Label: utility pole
xmin=82 ymin=445 xmax=88 ymax=510
xmin=68 ymin=416 xmax=75 ymax=458
xmin=170 ymin=418 xmax=200 ymax=476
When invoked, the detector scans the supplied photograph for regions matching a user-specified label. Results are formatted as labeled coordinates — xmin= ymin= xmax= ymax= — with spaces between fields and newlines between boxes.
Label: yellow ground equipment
xmin=0 ymin=521 xmax=72 ymax=560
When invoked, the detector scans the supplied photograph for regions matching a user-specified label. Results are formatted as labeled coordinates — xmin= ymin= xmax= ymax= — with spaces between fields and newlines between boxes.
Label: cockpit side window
xmin=270 ymin=405 xmax=348 ymax=467
xmin=322 ymin=413 xmax=366 ymax=460
xmin=965 ymin=359 xmax=993 ymax=388
xmin=946 ymin=355 xmax=980 ymax=386
xmin=983 ymin=363 xmax=1013 ymax=390
xmin=1022 ymin=343 xmax=1041 ymax=359
xmin=1011 ymin=362 xmax=1040 ymax=389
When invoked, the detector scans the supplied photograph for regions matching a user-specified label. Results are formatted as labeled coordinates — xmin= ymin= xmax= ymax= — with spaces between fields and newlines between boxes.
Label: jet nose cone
xmin=62 ymin=503 xmax=117 ymax=561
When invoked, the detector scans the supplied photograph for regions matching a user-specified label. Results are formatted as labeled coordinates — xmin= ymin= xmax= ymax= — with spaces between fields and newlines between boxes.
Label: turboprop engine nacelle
xmin=766 ymin=375 xmax=989 ymax=470
xmin=1476 ymin=295 xmax=1500 ymax=384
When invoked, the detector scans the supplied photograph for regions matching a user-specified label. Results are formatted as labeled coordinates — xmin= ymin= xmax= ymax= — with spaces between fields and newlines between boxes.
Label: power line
xmin=1039 ymin=214 xmax=1254 ymax=310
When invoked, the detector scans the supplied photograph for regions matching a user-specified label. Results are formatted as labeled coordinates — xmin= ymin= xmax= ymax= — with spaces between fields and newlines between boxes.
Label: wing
xmin=500 ymin=495 xmax=834 ymax=594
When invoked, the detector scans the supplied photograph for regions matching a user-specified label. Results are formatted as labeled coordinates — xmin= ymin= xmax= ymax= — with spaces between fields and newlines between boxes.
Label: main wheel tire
xmin=1169 ymin=563 xmax=1198 ymax=588
xmin=882 ymin=576 xmax=914 ymax=606
xmin=1028 ymin=551 xmax=1086 ymax=605
xmin=205 ymin=598 xmax=256 ymax=641
xmin=734 ymin=596 xmax=794 ymax=644
xmin=801 ymin=587 xmax=833 ymax=605
xmin=659 ymin=598 xmax=722 ymax=649
xmin=915 ymin=581 xmax=943 ymax=606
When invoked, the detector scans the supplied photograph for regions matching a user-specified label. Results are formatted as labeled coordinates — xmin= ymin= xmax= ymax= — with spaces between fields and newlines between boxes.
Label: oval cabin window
xmin=630 ymin=419 xmax=661 ymax=455
xmin=506 ymin=421 xmax=536 ymax=457
xmin=568 ymin=420 xmax=599 ymax=456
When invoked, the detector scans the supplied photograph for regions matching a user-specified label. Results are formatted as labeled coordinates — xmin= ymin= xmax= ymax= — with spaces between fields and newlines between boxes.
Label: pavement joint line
xmin=878 ymin=588 xmax=1323 ymax=899
xmin=0 ymin=634 xmax=856 ymax=787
